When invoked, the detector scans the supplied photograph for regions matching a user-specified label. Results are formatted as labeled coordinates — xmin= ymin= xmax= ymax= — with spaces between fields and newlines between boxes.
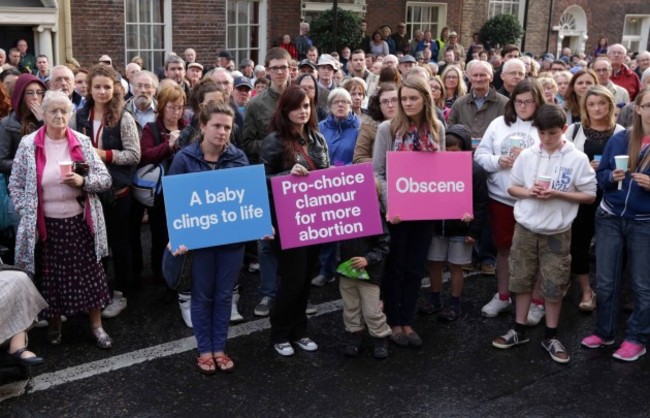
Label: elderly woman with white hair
xmin=8 ymin=90 xmax=113 ymax=349
xmin=311 ymin=87 xmax=361 ymax=286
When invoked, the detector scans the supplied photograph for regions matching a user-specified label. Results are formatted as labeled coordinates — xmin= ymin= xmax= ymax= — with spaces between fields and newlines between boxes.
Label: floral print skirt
xmin=36 ymin=214 xmax=110 ymax=318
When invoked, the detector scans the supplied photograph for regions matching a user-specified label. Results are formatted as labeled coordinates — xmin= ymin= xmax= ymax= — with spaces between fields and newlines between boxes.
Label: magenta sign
xmin=386 ymin=151 xmax=473 ymax=220
xmin=270 ymin=163 xmax=383 ymax=249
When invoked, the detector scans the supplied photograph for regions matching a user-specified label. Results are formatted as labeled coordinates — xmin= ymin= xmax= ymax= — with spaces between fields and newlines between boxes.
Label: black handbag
xmin=162 ymin=246 xmax=193 ymax=292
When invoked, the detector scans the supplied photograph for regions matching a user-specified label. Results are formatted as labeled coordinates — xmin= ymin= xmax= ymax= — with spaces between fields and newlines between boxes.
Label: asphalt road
xmin=1 ymin=243 xmax=649 ymax=417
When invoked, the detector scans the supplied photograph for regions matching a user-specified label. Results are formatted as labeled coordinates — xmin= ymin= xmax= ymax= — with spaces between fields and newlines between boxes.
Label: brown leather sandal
xmin=213 ymin=353 xmax=235 ymax=373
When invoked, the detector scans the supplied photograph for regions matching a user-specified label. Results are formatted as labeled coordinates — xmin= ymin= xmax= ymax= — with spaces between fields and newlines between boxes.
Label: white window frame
xmin=300 ymin=0 xmax=367 ymax=22
xmin=405 ymin=2 xmax=447 ymax=40
xmin=622 ymin=15 xmax=650 ymax=54
xmin=124 ymin=0 xmax=171 ymax=70
xmin=488 ymin=0 xmax=525 ymax=24
xmin=226 ymin=0 xmax=267 ymax=66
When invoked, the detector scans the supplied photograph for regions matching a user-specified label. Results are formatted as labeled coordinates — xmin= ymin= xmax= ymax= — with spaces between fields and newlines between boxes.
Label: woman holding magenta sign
xmin=9 ymin=90 xmax=113 ymax=349
xmin=372 ymin=77 xmax=445 ymax=348
xmin=474 ymin=79 xmax=545 ymax=324
xmin=565 ymin=86 xmax=625 ymax=312
xmin=581 ymin=88 xmax=650 ymax=362
xmin=167 ymin=101 xmax=249 ymax=374
xmin=260 ymin=85 xmax=330 ymax=356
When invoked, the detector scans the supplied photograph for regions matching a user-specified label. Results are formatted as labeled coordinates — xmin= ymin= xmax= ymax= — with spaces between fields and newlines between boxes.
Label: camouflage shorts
xmin=509 ymin=223 xmax=571 ymax=303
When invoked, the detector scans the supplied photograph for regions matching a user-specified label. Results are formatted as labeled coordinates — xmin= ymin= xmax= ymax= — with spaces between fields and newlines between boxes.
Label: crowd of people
xmin=1 ymin=24 xmax=650 ymax=375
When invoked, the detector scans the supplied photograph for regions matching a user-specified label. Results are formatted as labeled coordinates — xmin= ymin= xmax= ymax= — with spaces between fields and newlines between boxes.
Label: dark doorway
xmin=0 ymin=26 xmax=35 ymax=55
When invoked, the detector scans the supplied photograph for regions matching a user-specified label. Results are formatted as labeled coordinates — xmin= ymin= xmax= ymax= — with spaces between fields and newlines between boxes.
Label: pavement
xmin=1 ymin=250 xmax=650 ymax=417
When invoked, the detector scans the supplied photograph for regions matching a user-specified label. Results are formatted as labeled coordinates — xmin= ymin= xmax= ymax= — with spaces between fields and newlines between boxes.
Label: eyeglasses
xmin=25 ymin=90 xmax=45 ymax=97
xmin=332 ymin=100 xmax=350 ymax=106
xmin=505 ymin=71 xmax=526 ymax=77
xmin=268 ymin=65 xmax=289 ymax=72
xmin=380 ymin=97 xmax=398 ymax=106
xmin=166 ymin=104 xmax=184 ymax=112
xmin=514 ymin=99 xmax=536 ymax=107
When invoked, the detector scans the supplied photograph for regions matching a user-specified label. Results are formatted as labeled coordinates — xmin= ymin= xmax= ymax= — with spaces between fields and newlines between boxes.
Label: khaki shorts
xmin=427 ymin=235 xmax=473 ymax=265
xmin=509 ymin=223 xmax=571 ymax=303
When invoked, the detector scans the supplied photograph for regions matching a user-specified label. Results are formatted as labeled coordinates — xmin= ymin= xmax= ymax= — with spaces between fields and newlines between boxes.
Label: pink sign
xmin=386 ymin=151 xmax=473 ymax=220
xmin=270 ymin=163 xmax=383 ymax=249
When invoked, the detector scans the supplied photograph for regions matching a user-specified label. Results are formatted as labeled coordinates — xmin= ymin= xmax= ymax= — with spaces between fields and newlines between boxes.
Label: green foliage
xmin=479 ymin=14 xmax=524 ymax=50
xmin=310 ymin=8 xmax=363 ymax=53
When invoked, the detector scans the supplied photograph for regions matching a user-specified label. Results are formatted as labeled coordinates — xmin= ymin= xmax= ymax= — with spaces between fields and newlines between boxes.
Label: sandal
xmin=197 ymin=355 xmax=217 ymax=375
xmin=213 ymin=353 xmax=235 ymax=373
xmin=91 ymin=327 xmax=113 ymax=349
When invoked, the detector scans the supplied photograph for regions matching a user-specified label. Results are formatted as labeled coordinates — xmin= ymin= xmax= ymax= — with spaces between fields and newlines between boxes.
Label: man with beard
xmin=124 ymin=70 xmax=159 ymax=135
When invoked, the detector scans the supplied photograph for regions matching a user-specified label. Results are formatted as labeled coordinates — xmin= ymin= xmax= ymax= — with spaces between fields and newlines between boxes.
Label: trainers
xmin=274 ymin=342 xmax=294 ymax=356
xmin=421 ymin=277 xmax=431 ymax=288
xmin=178 ymin=293 xmax=192 ymax=328
xmin=438 ymin=305 xmax=461 ymax=322
xmin=418 ymin=294 xmax=443 ymax=315
xmin=305 ymin=301 xmax=317 ymax=315
xmin=311 ymin=274 xmax=335 ymax=287
xmin=230 ymin=293 xmax=244 ymax=323
xmin=254 ymin=296 xmax=273 ymax=317
xmin=481 ymin=263 xmax=496 ymax=276
xmin=372 ymin=336 xmax=389 ymax=359
xmin=541 ymin=338 xmax=571 ymax=363
xmin=481 ymin=293 xmax=511 ymax=317
xmin=248 ymin=262 xmax=260 ymax=273
xmin=527 ymin=303 xmax=545 ymax=326
xmin=461 ymin=262 xmax=475 ymax=272
xmin=492 ymin=329 xmax=530 ymax=349
xmin=581 ymin=334 xmax=615 ymax=349
xmin=294 ymin=337 xmax=318 ymax=351
xmin=101 ymin=297 xmax=127 ymax=319
xmin=612 ymin=340 xmax=647 ymax=362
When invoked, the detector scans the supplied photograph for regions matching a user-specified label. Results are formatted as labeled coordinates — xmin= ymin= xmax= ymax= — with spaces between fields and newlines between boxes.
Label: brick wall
xmin=171 ymin=0 xmax=224 ymax=68
xmin=523 ymin=0 xmax=551 ymax=56
xmin=70 ymin=0 xmax=124 ymax=69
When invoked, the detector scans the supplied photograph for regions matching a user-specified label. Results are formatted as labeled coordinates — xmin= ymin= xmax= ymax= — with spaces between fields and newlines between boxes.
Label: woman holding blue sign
xmin=167 ymin=101 xmax=249 ymax=374
xmin=372 ymin=77 xmax=445 ymax=348
xmin=261 ymin=85 xmax=330 ymax=357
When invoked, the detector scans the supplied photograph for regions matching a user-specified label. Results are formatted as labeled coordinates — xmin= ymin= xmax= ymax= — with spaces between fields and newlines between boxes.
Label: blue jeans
xmin=191 ymin=244 xmax=245 ymax=354
xmin=257 ymin=239 xmax=278 ymax=299
xmin=595 ymin=208 xmax=650 ymax=345
xmin=318 ymin=242 xmax=338 ymax=278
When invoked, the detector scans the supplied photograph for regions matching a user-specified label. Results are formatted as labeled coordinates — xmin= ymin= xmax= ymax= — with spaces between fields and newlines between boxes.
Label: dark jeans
xmin=270 ymin=243 xmax=320 ymax=344
xmin=570 ymin=201 xmax=598 ymax=275
xmin=130 ymin=194 xmax=169 ymax=284
xmin=103 ymin=194 xmax=133 ymax=296
xmin=382 ymin=220 xmax=434 ymax=327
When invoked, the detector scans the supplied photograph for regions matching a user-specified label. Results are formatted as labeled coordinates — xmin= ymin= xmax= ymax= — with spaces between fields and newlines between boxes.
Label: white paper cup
xmin=537 ymin=175 xmax=552 ymax=190
xmin=59 ymin=161 xmax=73 ymax=178
xmin=510 ymin=137 xmax=522 ymax=148
xmin=614 ymin=155 xmax=629 ymax=171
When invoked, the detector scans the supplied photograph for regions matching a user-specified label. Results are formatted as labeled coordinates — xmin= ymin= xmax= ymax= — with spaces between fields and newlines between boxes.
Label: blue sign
xmin=162 ymin=164 xmax=273 ymax=250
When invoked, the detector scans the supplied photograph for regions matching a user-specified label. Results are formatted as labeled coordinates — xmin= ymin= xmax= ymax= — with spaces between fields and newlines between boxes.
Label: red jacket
xmin=611 ymin=64 xmax=641 ymax=101
xmin=280 ymin=43 xmax=298 ymax=60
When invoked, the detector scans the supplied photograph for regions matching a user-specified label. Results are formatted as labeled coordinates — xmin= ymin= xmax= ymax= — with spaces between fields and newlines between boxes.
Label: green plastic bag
xmin=336 ymin=259 xmax=370 ymax=280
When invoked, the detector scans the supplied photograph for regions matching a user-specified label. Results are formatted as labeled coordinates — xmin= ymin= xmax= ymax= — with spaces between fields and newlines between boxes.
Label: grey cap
xmin=399 ymin=55 xmax=417 ymax=64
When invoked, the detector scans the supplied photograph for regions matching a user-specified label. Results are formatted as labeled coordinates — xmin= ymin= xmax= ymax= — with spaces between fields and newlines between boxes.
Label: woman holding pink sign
xmin=372 ymin=76 xmax=445 ymax=347
xmin=474 ymin=79 xmax=545 ymax=324
xmin=8 ymin=90 xmax=113 ymax=349
xmin=581 ymin=88 xmax=650 ymax=362
xmin=565 ymin=86 xmax=625 ymax=311
xmin=260 ymin=85 xmax=330 ymax=357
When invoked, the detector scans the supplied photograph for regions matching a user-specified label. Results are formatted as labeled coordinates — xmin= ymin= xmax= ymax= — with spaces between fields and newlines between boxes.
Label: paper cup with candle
xmin=537 ymin=175 xmax=552 ymax=191
xmin=614 ymin=155 xmax=629 ymax=190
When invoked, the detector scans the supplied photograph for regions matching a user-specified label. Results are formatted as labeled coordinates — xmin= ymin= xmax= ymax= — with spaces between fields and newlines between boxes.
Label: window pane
xmin=139 ymin=0 xmax=151 ymax=22
xmin=125 ymin=0 xmax=137 ymax=22
xmin=624 ymin=17 xmax=641 ymax=36
xmin=126 ymin=24 xmax=138 ymax=49
xmin=237 ymin=1 xmax=249 ymax=25
xmin=153 ymin=51 xmax=165 ymax=70
xmin=228 ymin=26 xmax=237 ymax=49
xmin=152 ymin=0 xmax=162 ymax=23
xmin=140 ymin=25 xmax=151 ymax=49
xmin=238 ymin=26 xmax=249 ymax=49
xmin=152 ymin=24 xmax=163 ymax=49
xmin=228 ymin=0 xmax=237 ymax=24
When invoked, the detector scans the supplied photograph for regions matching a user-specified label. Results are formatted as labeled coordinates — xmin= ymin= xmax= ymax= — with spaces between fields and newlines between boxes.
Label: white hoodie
xmin=474 ymin=116 xmax=539 ymax=206
xmin=510 ymin=140 xmax=597 ymax=234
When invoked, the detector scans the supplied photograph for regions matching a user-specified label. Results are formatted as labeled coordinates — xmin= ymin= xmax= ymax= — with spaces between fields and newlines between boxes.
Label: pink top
xmin=41 ymin=135 xmax=83 ymax=218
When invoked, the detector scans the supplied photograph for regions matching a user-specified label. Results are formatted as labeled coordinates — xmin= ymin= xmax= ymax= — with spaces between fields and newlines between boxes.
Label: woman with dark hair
xmin=594 ymin=36 xmax=608 ymax=57
xmin=178 ymin=79 xmax=227 ymax=148
xmin=167 ymin=101 xmax=249 ymax=373
xmin=474 ymin=79 xmax=545 ymax=324
xmin=563 ymin=69 xmax=598 ymax=124
xmin=372 ymin=77 xmax=445 ymax=347
xmin=72 ymin=64 xmax=140 ymax=318
xmin=581 ymin=87 xmax=650 ymax=361
xmin=0 ymin=74 xmax=46 ymax=176
xmin=369 ymin=31 xmax=389 ymax=57
xmin=353 ymin=83 xmax=398 ymax=164
xmin=296 ymin=73 xmax=327 ymax=121
xmin=565 ymin=86 xmax=625 ymax=311
xmin=260 ymin=85 xmax=329 ymax=356
xmin=132 ymin=84 xmax=188 ymax=286
xmin=378 ymin=66 xmax=401 ymax=86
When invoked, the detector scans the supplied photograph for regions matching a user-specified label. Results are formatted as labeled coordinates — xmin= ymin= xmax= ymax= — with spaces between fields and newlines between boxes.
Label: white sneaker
xmin=248 ymin=262 xmax=260 ymax=273
xmin=481 ymin=293 xmax=511 ymax=317
xmin=274 ymin=342 xmax=294 ymax=356
xmin=527 ymin=303 xmax=546 ymax=326
xmin=421 ymin=277 xmax=431 ymax=288
xmin=230 ymin=292 xmax=244 ymax=323
xmin=311 ymin=274 xmax=334 ymax=287
xmin=305 ymin=301 xmax=317 ymax=315
xmin=178 ymin=293 xmax=192 ymax=328
xmin=101 ymin=297 xmax=127 ymax=319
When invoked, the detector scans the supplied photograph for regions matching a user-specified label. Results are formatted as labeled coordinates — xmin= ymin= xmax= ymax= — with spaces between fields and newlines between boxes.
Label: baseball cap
xmin=99 ymin=55 xmax=112 ymax=65
xmin=299 ymin=59 xmax=316 ymax=70
xmin=234 ymin=76 xmax=253 ymax=90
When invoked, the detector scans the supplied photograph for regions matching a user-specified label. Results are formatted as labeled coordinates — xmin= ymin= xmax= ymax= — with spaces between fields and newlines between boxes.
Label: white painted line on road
xmin=0 ymin=299 xmax=344 ymax=402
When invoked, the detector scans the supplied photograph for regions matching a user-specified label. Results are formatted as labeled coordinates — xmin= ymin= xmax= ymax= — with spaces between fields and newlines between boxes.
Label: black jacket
xmin=339 ymin=216 xmax=390 ymax=286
